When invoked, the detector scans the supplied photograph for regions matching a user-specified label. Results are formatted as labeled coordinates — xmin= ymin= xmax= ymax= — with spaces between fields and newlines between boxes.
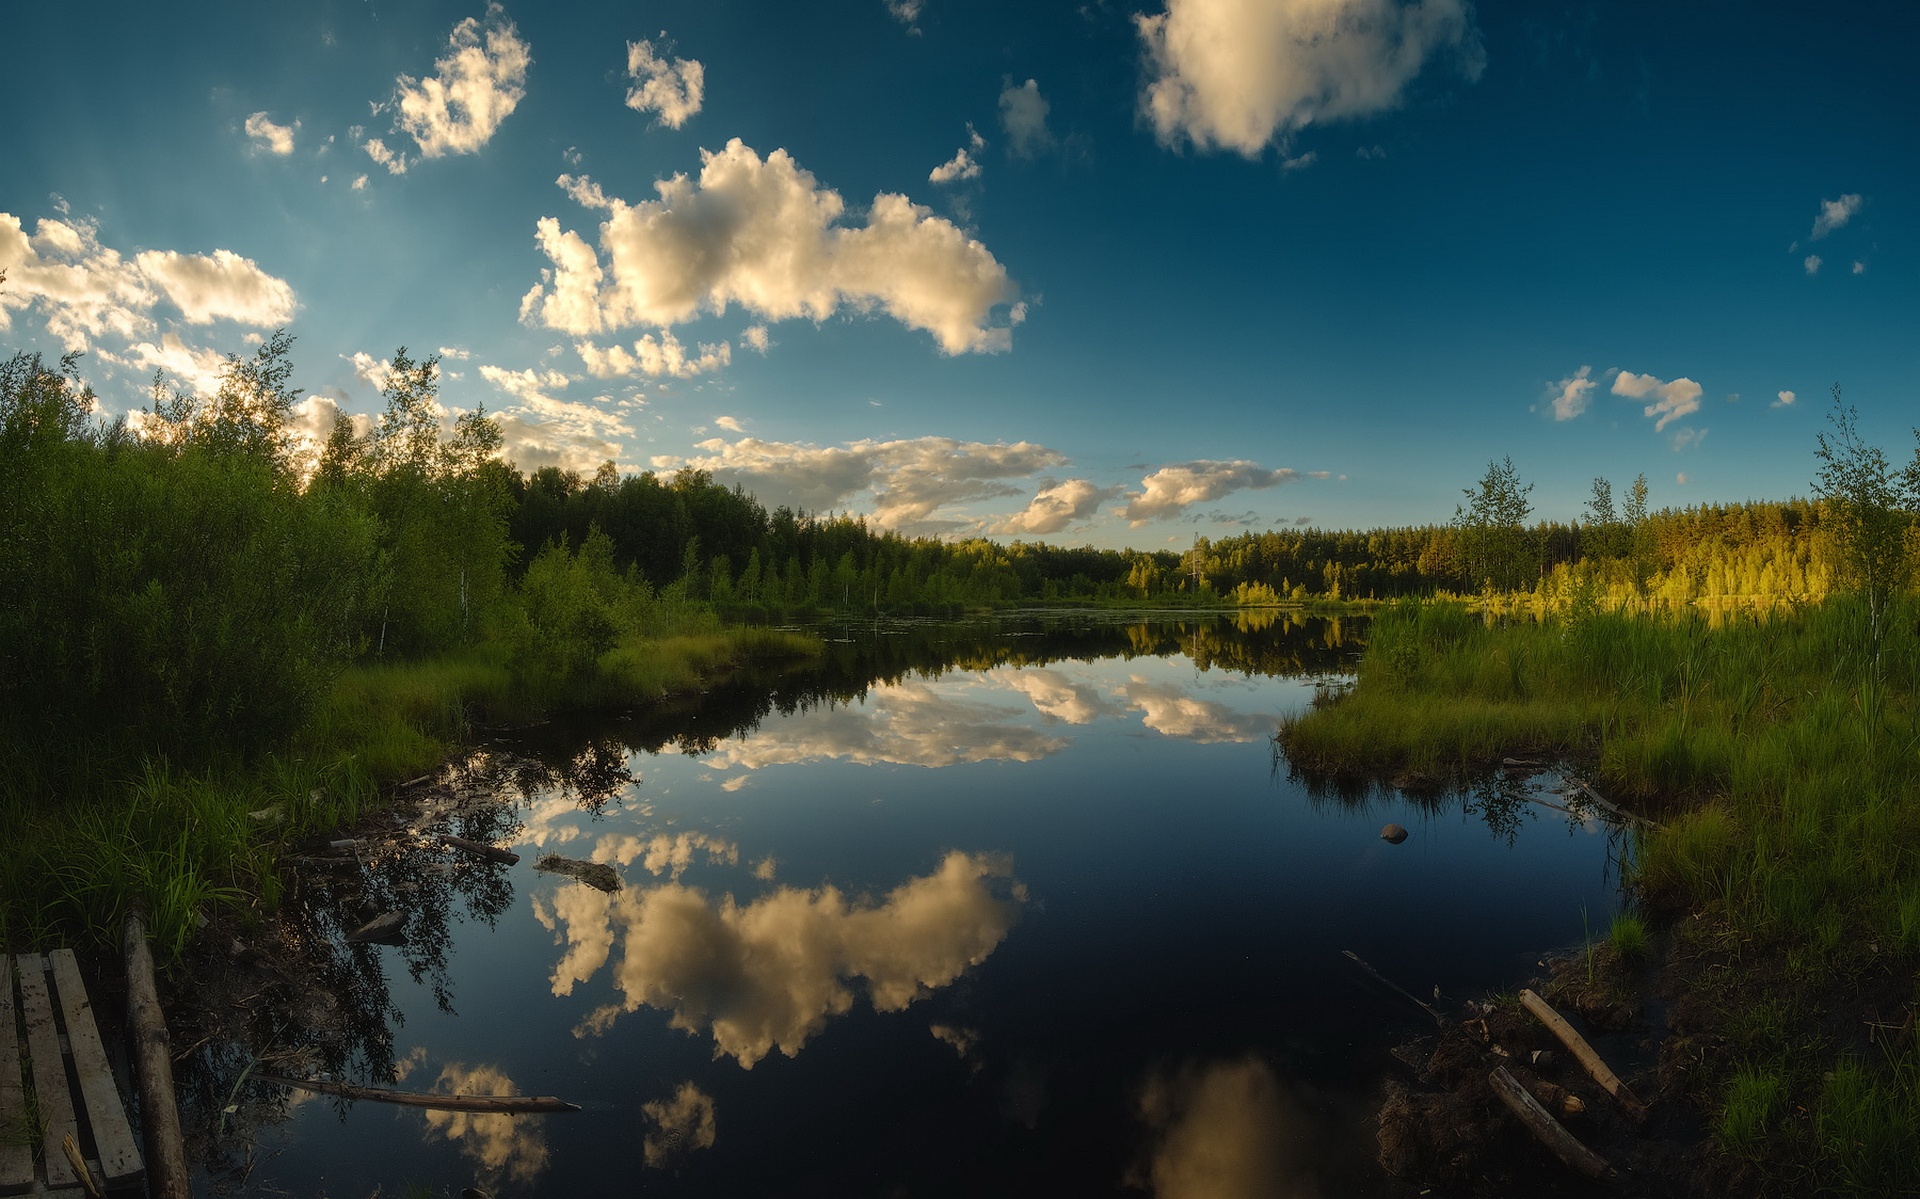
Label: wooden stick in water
xmin=1342 ymin=950 xmax=1444 ymax=1025
xmin=1489 ymin=1065 xmax=1615 ymax=1181
xmin=1519 ymin=988 xmax=1649 ymax=1122
xmin=257 ymin=1074 xmax=580 ymax=1113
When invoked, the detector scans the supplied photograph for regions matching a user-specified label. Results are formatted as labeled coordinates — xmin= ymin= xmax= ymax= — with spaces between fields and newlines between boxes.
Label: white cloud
xmin=134 ymin=249 xmax=296 ymax=325
xmin=0 ymin=212 xmax=295 ymax=352
xmin=740 ymin=324 xmax=770 ymax=353
xmin=1772 ymin=389 xmax=1795 ymax=408
xmin=379 ymin=3 xmax=530 ymax=165
xmin=885 ymin=0 xmax=925 ymax=27
xmin=626 ymin=38 xmax=704 ymax=129
xmin=346 ymin=350 xmax=393 ymax=392
xmin=520 ymin=140 xmax=1022 ymax=355
xmin=480 ymin=363 xmax=638 ymax=473
xmin=576 ymin=331 xmax=731 ymax=378
xmin=667 ymin=434 xmax=1065 ymax=531
xmin=1810 ymin=193 xmax=1862 ymax=239
xmin=420 ymin=1063 xmax=549 ymax=1184
xmin=1136 ymin=1058 xmax=1311 ymax=1199
xmin=999 ymin=79 xmax=1054 ymax=157
xmin=106 ymin=333 xmax=229 ymax=398
xmin=1611 ymin=370 xmax=1702 ymax=432
xmin=550 ymin=851 xmax=1025 ymax=1066
xmin=1122 ymin=460 xmax=1304 ymax=525
xmin=1803 ymin=254 xmax=1822 ymax=275
xmin=1852 ymin=260 xmax=1865 ymax=275
xmin=351 ymin=174 xmax=368 ymax=191
xmin=437 ymin=346 xmax=472 ymax=360
xmin=1136 ymin=0 xmax=1485 ymax=157
xmin=1670 ymin=426 xmax=1707 ymax=452
xmin=362 ymin=136 xmax=407 ymax=175
xmin=929 ymin=147 xmax=982 ymax=184
xmin=714 ymin=415 xmax=743 ymax=432
xmin=641 ymin=1083 xmax=717 ymax=1168
xmin=243 ymin=112 xmax=299 ymax=156
xmin=1546 ymin=364 xmax=1596 ymax=421
xmin=991 ymin=479 xmax=1119 ymax=534
xmin=1124 ymin=676 xmax=1272 ymax=742
xmin=1676 ymin=472 xmax=1688 ymax=485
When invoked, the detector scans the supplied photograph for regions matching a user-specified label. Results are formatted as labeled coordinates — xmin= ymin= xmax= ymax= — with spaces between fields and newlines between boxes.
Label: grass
xmin=0 ymin=621 xmax=819 ymax=964
xmin=1277 ymin=594 xmax=1920 ymax=1196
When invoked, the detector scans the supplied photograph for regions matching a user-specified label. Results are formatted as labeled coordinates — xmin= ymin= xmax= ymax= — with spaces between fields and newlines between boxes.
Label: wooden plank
xmin=14 ymin=956 xmax=77 ymax=1188
xmin=1519 ymin=988 xmax=1649 ymax=1122
xmin=45 ymin=953 xmax=141 ymax=1188
xmin=0 ymin=956 xmax=35 ymax=1196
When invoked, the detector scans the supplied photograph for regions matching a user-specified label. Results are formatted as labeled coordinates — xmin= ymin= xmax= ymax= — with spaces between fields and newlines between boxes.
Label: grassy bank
xmin=0 ymin=621 xmax=819 ymax=965
xmin=1278 ymin=598 xmax=1920 ymax=1195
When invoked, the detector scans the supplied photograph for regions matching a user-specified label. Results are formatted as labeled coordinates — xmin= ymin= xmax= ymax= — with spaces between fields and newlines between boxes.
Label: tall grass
xmin=1278 ymin=595 xmax=1920 ymax=1195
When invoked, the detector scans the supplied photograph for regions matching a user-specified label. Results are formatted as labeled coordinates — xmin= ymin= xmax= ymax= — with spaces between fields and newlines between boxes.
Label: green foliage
xmin=1609 ymin=911 xmax=1649 ymax=960
xmin=1812 ymin=385 xmax=1920 ymax=662
xmin=1454 ymin=456 xmax=1536 ymax=592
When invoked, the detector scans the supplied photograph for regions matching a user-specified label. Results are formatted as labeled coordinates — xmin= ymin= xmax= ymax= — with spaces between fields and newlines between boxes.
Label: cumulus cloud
xmin=1133 ymin=1058 xmax=1312 ymax=1199
xmin=374 ymin=3 xmax=530 ymax=169
xmin=1122 ymin=460 xmax=1305 ymax=525
xmin=1611 ymin=370 xmax=1702 ymax=432
xmin=1002 ymin=669 xmax=1113 ymax=725
xmin=1124 ymin=677 xmax=1271 ymax=742
xmin=642 ymin=1083 xmax=718 ymax=1167
xmin=714 ymin=415 xmax=743 ymax=432
xmin=0 ymin=211 xmax=295 ymax=351
xmin=1772 ymin=389 xmax=1795 ymax=408
xmin=991 ymin=478 xmax=1119 ymax=534
xmin=243 ymin=112 xmax=298 ymax=156
xmin=552 ymin=851 xmax=1025 ymax=1066
xmin=1804 ymin=254 xmax=1822 ymax=275
xmin=421 ymin=1063 xmax=550 ymax=1184
xmin=704 ymin=680 xmax=1069 ymax=771
xmin=626 ymin=38 xmax=704 ymax=129
xmin=999 ymin=79 xmax=1054 ymax=157
xmin=345 ymin=349 xmax=394 ymax=392
xmin=1546 ymin=365 xmax=1596 ymax=421
xmin=134 ymin=249 xmax=296 ymax=325
xmin=576 ymin=331 xmax=730 ymax=378
xmin=1137 ymin=0 xmax=1486 ymax=157
xmin=930 ymin=148 xmax=982 ymax=184
xmin=1810 ymin=193 xmax=1862 ymax=240
xmin=521 ymin=141 xmax=1021 ymax=354
xmin=666 ymin=434 xmax=1064 ymax=531
xmin=479 ymin=363 xmax=639 ymax=473
xmin=886 ymin=0 xmax=925 ymax=26
xmin=740 ymin=324 xmax=770 ymax=353
xmin=109 ymin=333 xmax=229 ymax=397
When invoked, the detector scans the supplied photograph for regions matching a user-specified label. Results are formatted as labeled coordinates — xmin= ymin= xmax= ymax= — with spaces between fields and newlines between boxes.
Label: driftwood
xmin=345 ymin=912 xmax=405 ymax=944
xmin=125 ymin=910 xmax=191 ymax=1199
xmin=1519 ymin=988 xmax=1649 ymax=1122
xmin=1564 ymin=776 xmax=1663 ymax=831
xmin=1489 ymin=1065 xmax=1614 ymax=1181
xmin=534 ymin=855 xmax=622 ymax=893
xmin=1342 ymin=950 xmax=1444 ymax=1026
xmin=437 ymin=834 xmax=520 ymax=865
xmin=256 ymin=1074 xmax=580 ymax=1113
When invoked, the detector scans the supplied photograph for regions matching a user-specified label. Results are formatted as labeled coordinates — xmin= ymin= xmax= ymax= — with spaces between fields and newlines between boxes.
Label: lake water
xmin=201 ymin=612 xmax=1628 ymax=1197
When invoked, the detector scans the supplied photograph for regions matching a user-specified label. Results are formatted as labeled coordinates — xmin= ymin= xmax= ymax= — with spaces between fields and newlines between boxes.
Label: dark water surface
xmin=210 ymin=612 xmax=1627 ymax=1198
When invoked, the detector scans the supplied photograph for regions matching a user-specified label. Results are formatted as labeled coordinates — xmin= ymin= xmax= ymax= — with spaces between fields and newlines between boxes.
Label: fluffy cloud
xmin=110 ymin=333 xmax=229 ymax=397
xmin=133 ymin=249 xmax=296 ymax=325
xmin=1122 ymin=460 xmax=1306 ymax=525
xmin=991 ymin=478 xmax=1119 ymax=534
xmin=346 ymin=349 xmax=394 ymax=392
xmin=1772 ymin=390 xmax=1795 ymax=408
xmin=1612 ymin=370 xmax=1702 ymax=432
xmin=885 ymin=0 xmax=925 ymax=26
xmin=1002 ymin=669 xmax=1113 ymax=725
xmin=705 ymin=679 xmax=1069 ymax=771
xmin=1810 ymin=193 xmax=1862 ymax=239
xmin=1546 ymin=365 xmax=1595 ymax=421
xmin=642 ymin=1083 xmax=717 ymax=1168
xmin=626 ymin=38 xmax=704 ymax=129
xmin=377 ymin=3 xmax=530 ymax=169
xmin=1804 ymin=254 xmax=1822 ymax=275
xmin=1124 ymin=677 xmax=1271 ymax=742
xmin=576 ymin=331 xmax=730 ymax=378
xmin=713 ymin=415 xmax=743 ymax=432
xmin=930 ymin=148 xmax=982 ymax=184
xmin=999 ymin=79 xmax=1054 ymax=157
xmin=243 ymin=112 xmax=298 ymax=156
xmin=1134 ymin=1058 xmax=1310 ymax=1199
xmin=551 ymin=851 xmax=1025 ymax=1066
xmin=740 ymin=324 xmax=770 ymax=353
xmin=420 ymin=1063 xmax=550 ymax=1184
xmin=1852 ymin=260 xmax=1865 ymax=275
xmin=0 ymin=212 xmax=294 ymax=351
xmin=667 ymin=434 xmax=1065 ymax=530
xmin=520 ymin=141 xmax=1022 ymax=354
xmin=1136 ymin=0 xmax=1485 ymax=157
xmin=479 ymin=363 xmax=638 ymax=472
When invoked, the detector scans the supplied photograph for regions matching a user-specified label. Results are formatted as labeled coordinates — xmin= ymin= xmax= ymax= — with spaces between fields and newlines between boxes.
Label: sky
xmin=2 ymin=0 xmax=1915 ymax=547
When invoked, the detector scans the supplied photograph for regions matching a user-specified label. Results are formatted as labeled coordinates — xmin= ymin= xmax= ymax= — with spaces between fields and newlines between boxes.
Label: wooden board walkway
xmin=2 ymin=952 xmax=144 ymax=1197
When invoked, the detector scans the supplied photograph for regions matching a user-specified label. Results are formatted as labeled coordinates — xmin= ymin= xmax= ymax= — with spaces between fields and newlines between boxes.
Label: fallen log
xmin=125 ymin=909 xmax=191 ymax=1199
xmin=1342 ymin=950 xmax=1444 ymax=1026
xmin=534 ymin=854 xmax=621 ymax=893
xmin=256 ymin=1074 xmax=580 ymax=1113
xmin=345 ymin=912 xmax=405 ymax=944
xmin=1564 ymin=776 xmax=1662 ymax=831
xmin=1489 ymin=1065 xmax=1614 ymax=1181
xmin=436 ymin=834 xmax=520 ymax=865
xmin=1519 ymin=988 xmax=1648 ymax=1122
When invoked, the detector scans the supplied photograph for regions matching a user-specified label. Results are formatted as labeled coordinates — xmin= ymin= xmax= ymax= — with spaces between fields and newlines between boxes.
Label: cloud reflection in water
xmin=419 ymin=1062 xmax=551 ymax=1185
xmin=1134 ymin=1057 xmax=1317 ymax=1199
xmin=540 ymin=851 xmax=1025 ymax=1066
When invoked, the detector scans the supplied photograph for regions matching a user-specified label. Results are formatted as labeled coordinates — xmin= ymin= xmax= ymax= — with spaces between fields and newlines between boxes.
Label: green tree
xmin=1455 ymin=456 xmax=1536 ymax=592
xmin=1813 ymin=385 xmax=1918 ymax=662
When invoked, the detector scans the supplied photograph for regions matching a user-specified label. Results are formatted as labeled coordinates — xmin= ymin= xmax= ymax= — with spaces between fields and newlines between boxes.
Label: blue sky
xmin=3 ymin=0 xmax=1914 ymax=546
